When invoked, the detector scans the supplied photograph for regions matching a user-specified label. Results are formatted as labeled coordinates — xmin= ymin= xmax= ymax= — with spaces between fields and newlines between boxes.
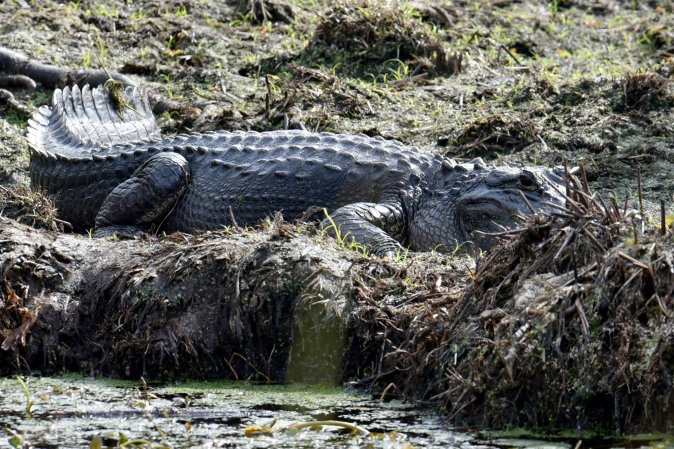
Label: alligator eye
xmin=518 ymin=171 xmax=538 ymax=189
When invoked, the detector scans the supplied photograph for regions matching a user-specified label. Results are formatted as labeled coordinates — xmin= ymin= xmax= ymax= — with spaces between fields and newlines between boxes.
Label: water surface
xmin=0 ymin=376 xmax=669 ymax=448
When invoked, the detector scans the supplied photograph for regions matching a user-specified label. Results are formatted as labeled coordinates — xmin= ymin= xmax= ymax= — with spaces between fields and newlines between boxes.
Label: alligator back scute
xmin=27 ymin=84 xmax=160 ymax=156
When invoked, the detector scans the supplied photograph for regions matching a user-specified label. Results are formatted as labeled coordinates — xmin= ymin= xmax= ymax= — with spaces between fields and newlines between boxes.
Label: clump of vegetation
xmin=0 ymin=184 xmax=65 ymax=231
xmin=263 ymin=63 xmax=373 ymax=130
xmin=453 ymin=112 xmax=539 ymax=158
xmin=233 ymin=0 xmax=295 ymax=24
xmin=310 ymin=0 xmax=459 ymax=78
xmin=614 ymin=71 xmax=672 ymax=112
xmin=636 ymin=19 xmax=674 ymax=52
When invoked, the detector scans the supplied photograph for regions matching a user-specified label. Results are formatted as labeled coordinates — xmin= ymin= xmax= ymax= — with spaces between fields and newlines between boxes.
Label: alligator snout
xmin=456 ymin=166 xmax=566 ymax=251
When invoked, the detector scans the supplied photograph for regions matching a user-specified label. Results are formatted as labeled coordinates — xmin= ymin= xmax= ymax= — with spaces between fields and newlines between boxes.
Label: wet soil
xmin=1 ymin=0 xmax=674 ymax=435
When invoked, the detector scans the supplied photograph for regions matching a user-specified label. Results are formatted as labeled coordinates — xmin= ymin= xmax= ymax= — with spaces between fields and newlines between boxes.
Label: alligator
xmin=27 ymin=84 xmax=565 ymax=257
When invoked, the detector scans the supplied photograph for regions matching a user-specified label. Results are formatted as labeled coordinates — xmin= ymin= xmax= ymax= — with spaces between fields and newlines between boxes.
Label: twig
xmin=518 ymin=190 xmax=537 ymax=215
xmin=609 ymin=195 xmax=623 ymax=222
xmin=380 ymin=382 xmax=401 ymax=401
xmin=551 ymin=228 xmax=574 ymax=267
xmin=499 ymin=44 xmax=522 ymax=65
xmin=597 ymin=194 xmax=618 ymax=223
xmin=574 ymin=298 xmax=589 ymax=337
xmin=572 ymin=243 xmax=578 ymax=280
xmin=573 ymin=189 xmax=600 ymax=212
xmin=228 ymin=206 xmax=241 ymax=231
xmin=579 ymin=164 xmax=590 ymax=193
xmin=612 ymin=269 xmax=641 ymax=300
xmin=653 ymin=293 xmax=672 ymax=318
xmin=473 ymin=226 xmax=531 ymax=237
xmin=661 ymin=199 xmax=666 ymax=236
xmin=542 ymin=200 xmax=571 ymax=213
xmin=562 ymin=262 xmax=598 ymax=287
xmin=564 ymin=159 xmax=570 ymax=198
xmin=264 ymin=74 xmax=272 ymax=116
xmin=617 ymin=251 xmax=650 ymax=270
xmin=546 ymin=173 xmax=591 ymax=215
xmin=218 ymin=71 xmax=242 ymax=102
xmin=229 ymin=352 xmax=271 ymax=382
xmin=579 ymin=224 xmax=606 ymax=253
xmin=637 ymin=166 xmax=643 ymax=216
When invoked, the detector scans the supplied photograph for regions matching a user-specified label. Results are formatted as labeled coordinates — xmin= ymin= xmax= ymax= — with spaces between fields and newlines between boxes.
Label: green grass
xmin=321 ymin=209 xmax=369 ymax=256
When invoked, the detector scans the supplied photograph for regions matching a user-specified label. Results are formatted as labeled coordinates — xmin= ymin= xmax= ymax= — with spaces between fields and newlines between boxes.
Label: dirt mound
xmin=454 ymin=112 xmax=539 ymax=158
xmin=613 ymin=71 xmax=673 ymax=113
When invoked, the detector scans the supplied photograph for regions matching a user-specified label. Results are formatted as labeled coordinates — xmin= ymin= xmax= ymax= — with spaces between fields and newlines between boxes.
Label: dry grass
xmin=454 ymin=112 xmax=540 ymax=158
xmin=0 ymin=184 xmax=66 ymax=231
xmin=616 ymin=71 xmax=672 ymax=112
xmin=264 ymin=63 xmax=373 ymax=130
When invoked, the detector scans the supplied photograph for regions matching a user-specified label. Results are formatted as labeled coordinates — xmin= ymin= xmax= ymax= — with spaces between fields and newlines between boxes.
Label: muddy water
xmin=0 ymin=376 xmax=667 ymax=449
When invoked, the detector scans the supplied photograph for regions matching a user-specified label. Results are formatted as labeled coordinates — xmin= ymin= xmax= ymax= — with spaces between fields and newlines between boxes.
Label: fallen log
xmin=0 ymin=46 xmax=132 ymax=88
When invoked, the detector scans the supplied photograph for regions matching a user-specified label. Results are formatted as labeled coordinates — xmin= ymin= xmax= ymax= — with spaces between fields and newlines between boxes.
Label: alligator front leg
xmin=94 ymin=152 xmax=190 ymax=236
xmin=321 ymin=202 xmax=408 ymax=259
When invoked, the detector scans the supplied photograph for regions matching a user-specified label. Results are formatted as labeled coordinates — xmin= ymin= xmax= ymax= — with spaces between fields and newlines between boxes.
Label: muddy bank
xmin=0 ymin=216 xmax=354 ymax=382
xmin=2 ymin=180 xmax=674 ymax=432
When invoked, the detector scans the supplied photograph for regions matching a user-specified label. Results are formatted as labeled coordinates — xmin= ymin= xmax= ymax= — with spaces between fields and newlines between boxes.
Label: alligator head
xmin=410 ymin=162 xmax=566 ymax=253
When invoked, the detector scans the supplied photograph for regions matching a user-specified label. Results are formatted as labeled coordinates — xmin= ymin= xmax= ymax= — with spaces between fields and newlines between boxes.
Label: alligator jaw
xmin=457 ymin=176 xmax=565 ymax=251
xmin=457 ymin=198 xmax=520 ymax=251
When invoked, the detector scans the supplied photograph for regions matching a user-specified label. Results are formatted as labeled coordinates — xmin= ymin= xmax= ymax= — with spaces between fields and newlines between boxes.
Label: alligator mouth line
xmin=457 ymin=197 xmax=525 ymax=246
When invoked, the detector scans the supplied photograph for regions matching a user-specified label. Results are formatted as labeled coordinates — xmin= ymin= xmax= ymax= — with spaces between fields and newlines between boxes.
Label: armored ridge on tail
xmin=27 ymin=84 xmax=566 ymax=257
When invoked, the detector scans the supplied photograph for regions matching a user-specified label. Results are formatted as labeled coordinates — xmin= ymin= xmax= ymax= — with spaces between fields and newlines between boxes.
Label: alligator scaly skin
xmin=28 ymin=85 xmax=565 ymax=256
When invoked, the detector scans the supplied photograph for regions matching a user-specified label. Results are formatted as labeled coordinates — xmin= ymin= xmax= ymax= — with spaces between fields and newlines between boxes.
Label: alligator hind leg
xmin=321 ymin=202 xmax=407 ymax=259
xmin=94 ymin=152 xmax=190 ymax=236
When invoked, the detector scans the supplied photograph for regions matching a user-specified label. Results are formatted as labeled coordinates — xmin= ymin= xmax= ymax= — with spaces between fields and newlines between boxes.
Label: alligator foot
xmin=321 ymin=202 xmax=408 ymax=259
xmin=0 ymin=73 xmax=37 ymax=116
xmin=0 ymin=73 xmax=36 ymax=90
xmin=95 ymin=152 xmax=191 ymax=236
xmin=93 ymin=225 xmax=149 ymax=239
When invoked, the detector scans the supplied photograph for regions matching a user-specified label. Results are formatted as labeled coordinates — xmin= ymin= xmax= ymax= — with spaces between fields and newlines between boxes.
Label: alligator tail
xmin=27 ymin=84 xmax=160 ymax=153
